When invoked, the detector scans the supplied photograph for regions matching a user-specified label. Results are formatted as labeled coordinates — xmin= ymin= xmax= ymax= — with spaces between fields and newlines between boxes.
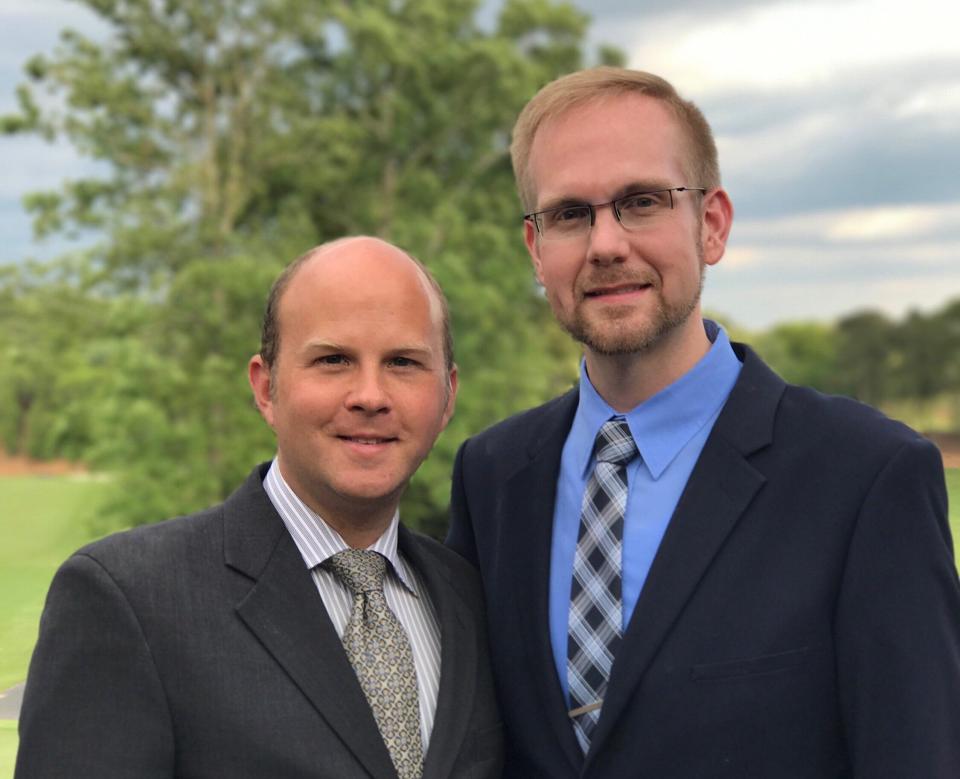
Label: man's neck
xmin=584 ymin=320 xmax=712 ymax=412
xmin=275 ymin=458 xmax=399 ymax=549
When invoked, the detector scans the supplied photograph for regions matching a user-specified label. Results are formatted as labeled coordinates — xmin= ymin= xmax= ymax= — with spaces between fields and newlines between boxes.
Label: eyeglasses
xmin=523 ymin=187 xmax=707 ymax=241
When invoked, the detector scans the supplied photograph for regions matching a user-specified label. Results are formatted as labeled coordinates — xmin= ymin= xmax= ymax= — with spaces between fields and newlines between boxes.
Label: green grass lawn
xmin=0 ymin=476 xmax=107 ymax=691
xmin=0 ymin=475 xmax=107 ymax=777
xmin=947 ymin=469 xmax=960 ymax=561
xmin=0 ymin=721 xmax=16 ymax=778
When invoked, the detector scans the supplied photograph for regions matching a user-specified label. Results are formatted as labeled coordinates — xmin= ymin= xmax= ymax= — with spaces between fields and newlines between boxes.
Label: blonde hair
xmin=510 ymin=67 xmax=720 ymax=211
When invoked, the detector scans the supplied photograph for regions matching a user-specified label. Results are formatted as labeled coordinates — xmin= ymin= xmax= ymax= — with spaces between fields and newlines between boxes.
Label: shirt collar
xmin=570 ymin=320 xmax=741 ymax=480
xmin=262 ymin=458 xmax=418 ymax=595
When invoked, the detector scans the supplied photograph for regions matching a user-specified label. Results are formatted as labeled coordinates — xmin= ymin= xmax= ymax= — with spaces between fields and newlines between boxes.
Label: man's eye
xmin=619 ymin=194 xmax=660 ymax=212
xmin=390 ymin=356 xmax=420 ymax=368
xmin=314 ymin=354 xmax=347 ymax=366
xmin=552 ymin=206 xmax=590 ymax=224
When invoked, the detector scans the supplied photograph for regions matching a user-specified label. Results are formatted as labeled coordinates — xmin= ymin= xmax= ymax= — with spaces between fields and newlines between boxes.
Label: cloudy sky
xmin=1 ymin=0 xmax=958 ymax=329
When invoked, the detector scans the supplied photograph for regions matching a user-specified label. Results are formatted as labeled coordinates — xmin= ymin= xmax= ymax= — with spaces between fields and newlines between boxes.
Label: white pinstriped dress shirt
xmin=262 ymin=459 xmax=442 ymax=747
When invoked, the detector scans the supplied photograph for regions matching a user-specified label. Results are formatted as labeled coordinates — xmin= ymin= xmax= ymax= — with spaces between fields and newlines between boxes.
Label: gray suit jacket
xmin=17 ymin=464 xmax=503 ymax=778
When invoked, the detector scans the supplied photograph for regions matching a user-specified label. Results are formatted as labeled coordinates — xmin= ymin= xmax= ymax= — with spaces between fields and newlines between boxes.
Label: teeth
xmin=351 ymin=438 xmax=387 ymax=444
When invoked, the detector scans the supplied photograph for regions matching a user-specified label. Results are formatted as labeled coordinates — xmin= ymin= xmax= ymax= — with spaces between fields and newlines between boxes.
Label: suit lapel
xmin=587 ymin=346 xmax=785 ymax=762
xmin=400 ymin=529 xmax=475 ymax=779
xmin=224 ymin=467 xmax=397 ymax=779
xmin=501 ymin=390 xmax=585 ymax=773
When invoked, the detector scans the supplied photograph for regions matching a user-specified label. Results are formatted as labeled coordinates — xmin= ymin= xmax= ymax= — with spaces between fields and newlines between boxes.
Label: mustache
xmin=577 ymin=268 xmax=658 ymax=295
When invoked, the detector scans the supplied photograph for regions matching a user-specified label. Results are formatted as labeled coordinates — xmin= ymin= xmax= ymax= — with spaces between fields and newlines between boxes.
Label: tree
xmin=3 ymin=0 xmax=618 ymax=533
xmin=834 ymin=310 xmax=897 ymax=406
xmin=752 ymin=321 xmax=841 ymax=393
xmin=891 ymin=309 xmax=951 ymax=401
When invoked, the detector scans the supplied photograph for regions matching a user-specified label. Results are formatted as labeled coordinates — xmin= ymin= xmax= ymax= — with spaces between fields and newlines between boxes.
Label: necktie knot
xmin=595 ymin=418 xmax=637 ymax=466
xmin=325 ymin=549 xmax=387 ymax=596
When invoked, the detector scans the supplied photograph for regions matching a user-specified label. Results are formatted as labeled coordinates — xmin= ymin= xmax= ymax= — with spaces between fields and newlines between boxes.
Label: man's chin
xmin=568 ymin=315 xmax=665 ymax=356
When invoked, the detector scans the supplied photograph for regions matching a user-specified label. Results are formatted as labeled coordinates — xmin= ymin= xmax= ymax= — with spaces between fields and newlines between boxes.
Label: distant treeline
xmin=744 ymin=299 xmax=960 ymax=426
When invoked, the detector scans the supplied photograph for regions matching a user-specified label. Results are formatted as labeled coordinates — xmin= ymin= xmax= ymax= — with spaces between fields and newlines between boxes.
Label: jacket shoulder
xmin=779 ymin=381 xmax=932 ymax=454
xmin=731 ymin=342 xmax=933 ymax=460
xmin=72 ymin=503 xmax=225 ymax=580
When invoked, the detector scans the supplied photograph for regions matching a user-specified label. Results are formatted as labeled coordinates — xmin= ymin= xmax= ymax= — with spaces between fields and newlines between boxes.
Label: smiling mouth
xmin=584 ymin=282 xmax=652 ymax=298
xmin=338 ymin=436 xmax=398 ymax=445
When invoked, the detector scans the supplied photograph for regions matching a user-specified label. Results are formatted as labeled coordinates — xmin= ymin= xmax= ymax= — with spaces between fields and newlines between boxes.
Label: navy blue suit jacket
xmin=448 ymin=343 xmax=960 ymax=778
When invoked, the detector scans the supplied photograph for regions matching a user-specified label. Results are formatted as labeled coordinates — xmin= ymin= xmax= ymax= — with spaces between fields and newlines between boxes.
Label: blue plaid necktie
xmin=567 ymin=418 xmax=637 ymax=753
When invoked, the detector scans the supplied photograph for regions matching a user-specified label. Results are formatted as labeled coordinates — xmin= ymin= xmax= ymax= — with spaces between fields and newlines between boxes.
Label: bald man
xmin=17 ymin=237 xmax=503 ymax=779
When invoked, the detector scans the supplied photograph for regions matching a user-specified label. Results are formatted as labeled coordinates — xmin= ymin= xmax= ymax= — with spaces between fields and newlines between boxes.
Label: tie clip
xmin=568 ymin=700 xmax=603 ymax=718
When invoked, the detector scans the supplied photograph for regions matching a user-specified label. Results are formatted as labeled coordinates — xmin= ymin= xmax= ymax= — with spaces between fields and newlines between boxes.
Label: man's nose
xmin=346 ymin=367 xmax=390 ymax=413
xmin=587 ymin=203 xmax=629 ymax=265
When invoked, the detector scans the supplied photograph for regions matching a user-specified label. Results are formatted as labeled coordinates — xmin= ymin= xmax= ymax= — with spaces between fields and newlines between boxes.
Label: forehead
xmin=527 ymin=93 xmax=688 ymax=206
xmin=278 ymin=247 xmax=443 ymax=349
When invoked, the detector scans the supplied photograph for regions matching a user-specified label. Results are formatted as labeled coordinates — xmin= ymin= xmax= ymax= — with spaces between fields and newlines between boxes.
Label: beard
xmin=555 ymin=241 xmax=706 ymax=356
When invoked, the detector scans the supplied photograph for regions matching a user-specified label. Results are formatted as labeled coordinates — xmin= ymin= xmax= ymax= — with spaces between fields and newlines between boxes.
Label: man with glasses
xmin=447 ymin=67 xmax=960 ymax=777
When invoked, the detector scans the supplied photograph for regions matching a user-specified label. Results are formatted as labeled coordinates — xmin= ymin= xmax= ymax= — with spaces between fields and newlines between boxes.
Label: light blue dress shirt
xmin=549 ymin=320 xmax=743 ymax=700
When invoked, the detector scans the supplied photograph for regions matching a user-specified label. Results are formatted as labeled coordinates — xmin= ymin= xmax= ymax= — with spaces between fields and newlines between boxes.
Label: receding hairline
xmin=260 ymin=235 xmax=455 ymax=372
xmin=290 ymin=236 xmax=446 ymax=326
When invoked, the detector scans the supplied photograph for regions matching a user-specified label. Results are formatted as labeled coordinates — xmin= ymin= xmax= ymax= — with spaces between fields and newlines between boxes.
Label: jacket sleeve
xmin=16 ymin=553 xmax=175 ymax=779
xmin=835 ymin=436 xmax=960 ymax=778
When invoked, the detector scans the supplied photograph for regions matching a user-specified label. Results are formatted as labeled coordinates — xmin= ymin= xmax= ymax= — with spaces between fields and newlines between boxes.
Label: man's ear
xmin=441 ymin=364 xmax=459 ymax=429
xmin=248 ymin=354 xmax=275 ymax=428
xmin=700 ymin=188 xmax=734 ymax=267
xmin=524 ymin=218 xmax=546 ymax=285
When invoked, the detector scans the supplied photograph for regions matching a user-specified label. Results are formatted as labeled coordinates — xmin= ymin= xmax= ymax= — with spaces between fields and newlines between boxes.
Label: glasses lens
xmin=616 ymin=190 xmax=672 ymax=229
xmin=540 ymin=205 xmax=592 ymax=239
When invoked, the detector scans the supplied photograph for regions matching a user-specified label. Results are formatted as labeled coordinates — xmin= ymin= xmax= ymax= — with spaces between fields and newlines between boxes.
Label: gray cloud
xmin=702 ymin=58 xmax=960 ymax=218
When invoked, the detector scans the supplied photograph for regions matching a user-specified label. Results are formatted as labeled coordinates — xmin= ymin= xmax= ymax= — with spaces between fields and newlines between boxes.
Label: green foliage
xmin=751 ymin=300 xmax=960 ymax=431
xmin=752 ymin=321 xmax=840 ymax=391
xmin=833 ymin=310 xmax=898 ymax=405
xmin=2 ymin=0 xmax=612 ymax=532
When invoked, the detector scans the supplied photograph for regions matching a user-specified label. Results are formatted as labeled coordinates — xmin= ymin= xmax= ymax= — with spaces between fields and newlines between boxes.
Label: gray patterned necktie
xmin=325 ymin=549 xmax=423 ymax=779
xmin=567 ymin=418 xmax=638 ymax=753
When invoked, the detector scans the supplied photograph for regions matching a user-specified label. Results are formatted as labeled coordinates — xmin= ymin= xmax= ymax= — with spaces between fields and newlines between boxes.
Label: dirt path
xmin=0 ymin=452 xmax=86 ymax=477
xmin=926 ymin=434 xmax=960 ymax=469
xmin=0 ymin=683 xmax=24 ymax=720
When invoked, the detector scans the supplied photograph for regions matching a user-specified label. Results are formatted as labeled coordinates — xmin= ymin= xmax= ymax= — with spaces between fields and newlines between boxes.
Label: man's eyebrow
xmin=537 ymin=181 xmax=674 ymax=211
xmin=388 ymin=345 xmax=434 ymax=359
xmin=302 ymin=340 xmax=346 ymax=352
xmin=537 ymin=195 xmax=591 ymax=212
xmin=301 ymin=341 xmax=434 ymax=358
xmin=614 ymin=181 xmax=673 ymax=198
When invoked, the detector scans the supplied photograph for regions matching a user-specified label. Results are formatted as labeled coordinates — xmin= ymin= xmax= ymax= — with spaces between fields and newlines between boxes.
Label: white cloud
xmin=630 ymin=0 xmax=960 ymax=95
xmin=732 ymin=202 xmax=960 ymax=247
xmin=895 ymin=82 xmax=960 ymax=125
xmin=707 ymin=247 xmax=960 ymax=328
xmin=826 ymin=204 xmax=960 ymax=242
xmin=711 ymin=205 xmax=960 ymax=327
xmin=717 ymin=111 xmax=843 ymax=182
